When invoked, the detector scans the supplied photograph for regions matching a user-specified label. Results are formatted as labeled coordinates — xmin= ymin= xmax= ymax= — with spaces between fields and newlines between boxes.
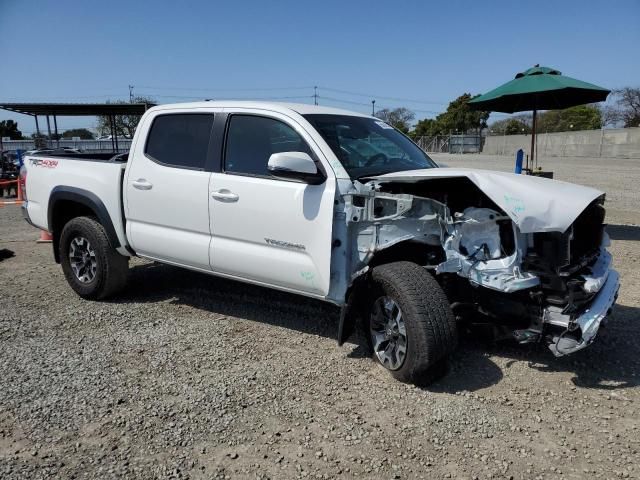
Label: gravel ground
xmin=1 ymin=160 xmax=640 ymax=479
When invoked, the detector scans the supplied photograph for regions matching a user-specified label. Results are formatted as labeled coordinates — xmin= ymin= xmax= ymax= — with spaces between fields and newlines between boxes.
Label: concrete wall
xmin=483 ymin=127 xmax=640 ymax=159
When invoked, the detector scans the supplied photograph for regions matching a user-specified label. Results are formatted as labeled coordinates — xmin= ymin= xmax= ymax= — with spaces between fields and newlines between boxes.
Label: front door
xmin=209 ymin=112 xmax=336 ymax=296
xmin=125 ymin=111 xmax=216 ymax=271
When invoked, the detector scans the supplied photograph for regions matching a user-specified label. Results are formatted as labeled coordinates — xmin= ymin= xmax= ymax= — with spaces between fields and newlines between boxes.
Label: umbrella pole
xmin=530 ymin=109 xmax=537 ymax=172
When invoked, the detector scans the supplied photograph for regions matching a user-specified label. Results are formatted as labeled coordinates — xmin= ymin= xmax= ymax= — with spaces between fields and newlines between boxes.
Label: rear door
xmin=208 ymin=110 xmax=336 ymax=296
xmin=124 ymin=109 xmax=218 ymax=271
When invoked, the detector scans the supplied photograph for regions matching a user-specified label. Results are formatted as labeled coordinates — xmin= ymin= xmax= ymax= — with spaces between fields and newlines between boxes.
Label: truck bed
xmin=23 ymin=153 xmax=130 ymax=252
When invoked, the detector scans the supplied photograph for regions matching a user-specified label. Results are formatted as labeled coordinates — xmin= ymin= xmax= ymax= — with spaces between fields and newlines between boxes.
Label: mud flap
xmin=337 ymin=283 xmax=361 ymax=345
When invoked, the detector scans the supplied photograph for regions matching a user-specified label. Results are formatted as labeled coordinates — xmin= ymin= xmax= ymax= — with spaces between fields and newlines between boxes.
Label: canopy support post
xmin=53 ymin=115 xmax=59 ymax=148
xmin=109 ymin=115 xmax=116 ymax=153
xmin=530 ymin=109 xmax=537 ymax=171
xmin=46 ymin=115 xmax=52 ymax=149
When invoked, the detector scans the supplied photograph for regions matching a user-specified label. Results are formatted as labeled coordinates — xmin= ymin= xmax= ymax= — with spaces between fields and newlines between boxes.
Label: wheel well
xmin=367 ymin=240 xmax=444 ymax=269
xmin=50 ymin=200 xmax=97 ymax=263
xmin=48 ymin=186 xmax=122 ymax=263
xmin=337 ymin=241 xmax=445 ymax=345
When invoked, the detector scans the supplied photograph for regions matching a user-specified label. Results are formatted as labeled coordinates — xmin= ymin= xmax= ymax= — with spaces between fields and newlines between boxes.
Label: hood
xmin=367 ymin=168 xmax=604 ymax=234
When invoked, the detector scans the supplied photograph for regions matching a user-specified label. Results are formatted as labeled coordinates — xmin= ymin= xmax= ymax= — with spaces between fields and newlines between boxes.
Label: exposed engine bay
xmin=331 ymin=169 xmax=620 ymax=357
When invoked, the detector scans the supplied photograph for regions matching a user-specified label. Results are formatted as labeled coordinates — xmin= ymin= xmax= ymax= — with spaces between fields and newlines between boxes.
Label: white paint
xmin=208 ymin=107 xmax=336 ymax=296
xmin=123 ymin=106 xmax=218 ymax=271
xmin=22 ymin=155 xmax=129 ymax=254
xmin=370 ymin=168 xmax=604 ymax=233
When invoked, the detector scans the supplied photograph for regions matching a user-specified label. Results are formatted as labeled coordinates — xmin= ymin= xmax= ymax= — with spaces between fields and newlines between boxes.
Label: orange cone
xmin=37 ymin=230 xmax=53 ymax=243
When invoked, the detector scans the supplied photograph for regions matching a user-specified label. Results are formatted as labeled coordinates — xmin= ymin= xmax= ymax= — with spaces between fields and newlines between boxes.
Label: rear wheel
xmin=367 ymin=261 xmax=457 ymax=385
xmin=59 ymin=216 xmax=128 ymax=300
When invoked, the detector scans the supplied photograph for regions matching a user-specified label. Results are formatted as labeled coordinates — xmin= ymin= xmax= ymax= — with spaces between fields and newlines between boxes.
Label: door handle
xmin=211 ymin=189 xmax=239 ymax=202
xmin=132 ymin=179 xmax=153 ymax=190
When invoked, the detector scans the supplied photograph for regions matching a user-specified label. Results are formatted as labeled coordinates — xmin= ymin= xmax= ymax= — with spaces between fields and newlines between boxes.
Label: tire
xmin=59 ymin=216 xmax=128 ymax=300
xmin=366 ymin=261 xmax=457 ymax=385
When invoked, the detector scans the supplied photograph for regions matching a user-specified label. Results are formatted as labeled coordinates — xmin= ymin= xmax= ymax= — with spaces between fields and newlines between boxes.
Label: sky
xmin=1 ymin=0 xmax=639 ymax=135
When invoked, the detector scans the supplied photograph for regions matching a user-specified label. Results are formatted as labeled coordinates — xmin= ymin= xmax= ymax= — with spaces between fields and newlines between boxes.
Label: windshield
xmin=303 ymin=114 xmax=437 ymax=179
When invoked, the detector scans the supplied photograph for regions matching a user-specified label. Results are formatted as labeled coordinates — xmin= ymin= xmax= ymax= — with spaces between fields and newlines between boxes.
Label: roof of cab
xmin=147 ymin=101 xmax=372 ymax=118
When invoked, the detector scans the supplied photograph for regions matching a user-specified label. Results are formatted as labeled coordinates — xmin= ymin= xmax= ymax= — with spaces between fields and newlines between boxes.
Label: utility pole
xmin=371 ymin=100 xmax=376 ymax=116
xmin=129 ymin=85 xmax=134 ymax=103
xmin=313 ymin=86 xmax=318 ymax=105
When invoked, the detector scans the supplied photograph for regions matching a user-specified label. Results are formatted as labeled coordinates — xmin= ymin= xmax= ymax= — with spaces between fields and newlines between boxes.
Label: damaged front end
xmin=334 ymin=170 xmax=619 ymax=357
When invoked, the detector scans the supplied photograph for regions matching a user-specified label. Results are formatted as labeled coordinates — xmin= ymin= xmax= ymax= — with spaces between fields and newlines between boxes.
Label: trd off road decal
xmin=29 ymin=158 xmax=59 ymax=168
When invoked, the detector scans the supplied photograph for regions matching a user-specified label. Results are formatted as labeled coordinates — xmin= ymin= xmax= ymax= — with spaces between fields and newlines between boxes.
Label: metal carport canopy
xmin=0 ymin=102 xmax=155 ymax=152
xmin=0 ymin=102 xmax=154 ymax=116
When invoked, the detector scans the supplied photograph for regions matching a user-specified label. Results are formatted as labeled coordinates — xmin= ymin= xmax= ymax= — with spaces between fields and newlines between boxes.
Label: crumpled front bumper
xmin=546 ymin=269 xmax=620 ymax=356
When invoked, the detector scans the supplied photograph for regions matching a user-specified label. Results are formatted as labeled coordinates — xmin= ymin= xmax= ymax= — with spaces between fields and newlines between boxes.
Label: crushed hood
xmin=368 ymin=168 xmax=604 ymax=234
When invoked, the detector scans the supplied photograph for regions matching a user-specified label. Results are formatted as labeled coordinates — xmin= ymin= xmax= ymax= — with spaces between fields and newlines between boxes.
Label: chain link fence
xmin=415 ymin=134 xmax=482 ymax=154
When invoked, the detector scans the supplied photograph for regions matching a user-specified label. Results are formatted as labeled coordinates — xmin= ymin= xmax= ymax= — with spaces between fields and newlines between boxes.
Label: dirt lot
xmin=1 ymin=157 xmax=640 ymax=479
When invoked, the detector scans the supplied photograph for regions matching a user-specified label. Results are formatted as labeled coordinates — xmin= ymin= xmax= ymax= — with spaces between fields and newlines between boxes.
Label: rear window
xmin=145 ymin=114 xmax=214 ymax=169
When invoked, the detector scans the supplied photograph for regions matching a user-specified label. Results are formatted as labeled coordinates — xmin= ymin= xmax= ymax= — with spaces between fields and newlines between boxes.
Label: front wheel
xmin=366 ymin=262 xmax=457 ymax=385
xmin=59 ymin=216 xmax=128 ymax=300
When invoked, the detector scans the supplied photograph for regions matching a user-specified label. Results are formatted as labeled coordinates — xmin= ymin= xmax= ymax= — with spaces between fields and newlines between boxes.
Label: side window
xmin=145 ymin=114 xmax=214 ymax=169
xmin=225 ymin=115 xmax=311 ymax=176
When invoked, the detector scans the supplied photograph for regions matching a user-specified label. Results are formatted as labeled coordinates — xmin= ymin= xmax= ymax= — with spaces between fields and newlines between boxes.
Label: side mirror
xmin=267 ymin=151 xmax=325 ymax=184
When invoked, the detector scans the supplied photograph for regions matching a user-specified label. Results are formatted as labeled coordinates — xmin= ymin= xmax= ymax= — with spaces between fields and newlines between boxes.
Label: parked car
xmin=21 ymin=102 xmax=619 ymax=384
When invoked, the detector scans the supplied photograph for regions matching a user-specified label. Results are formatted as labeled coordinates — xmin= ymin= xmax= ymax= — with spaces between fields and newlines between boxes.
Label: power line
xmin=319 ymin=96 xmax=441 ymax=115
xmin=138 ymin=93 xmax=314 ymax=101
xmin=319 ymin=86 xmax=447 ymax=105
xmin=135 ymin=85 xmax=314 ymax=92
xmin=133 ymin=84 xmax=449 ymax=105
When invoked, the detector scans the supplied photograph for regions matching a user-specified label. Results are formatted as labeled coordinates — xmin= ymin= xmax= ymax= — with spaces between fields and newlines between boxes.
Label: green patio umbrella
xmin=468 ymin=65 xmax=610 ymax=170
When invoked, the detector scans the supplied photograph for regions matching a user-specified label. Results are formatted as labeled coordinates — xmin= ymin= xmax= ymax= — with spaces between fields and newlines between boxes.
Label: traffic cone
xmin=37 ymin=230 xmax=53 ymax=243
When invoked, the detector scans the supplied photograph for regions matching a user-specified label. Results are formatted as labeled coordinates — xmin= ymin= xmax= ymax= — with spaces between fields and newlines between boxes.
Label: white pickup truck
xmin=22 ymin=101 xmax=619 ymax=384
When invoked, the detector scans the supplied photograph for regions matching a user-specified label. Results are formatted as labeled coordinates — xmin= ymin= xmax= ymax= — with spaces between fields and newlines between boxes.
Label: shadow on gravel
xmin=0 ymin=248 xmax=15 ymax=261
xmin=116 ymin=262 xmax=640 ymax=392
xmin=432 ymin=303 xmax=640 ymax=392
xmin=428 ymin=336 xmax=505 ymax=393
xmin=607 ymin=224 xmax=640 ymax=241
xmin=114 ymin=261 xmax=341 ymax=338
xmin=519 ymin=303 xmax=640 ymax=391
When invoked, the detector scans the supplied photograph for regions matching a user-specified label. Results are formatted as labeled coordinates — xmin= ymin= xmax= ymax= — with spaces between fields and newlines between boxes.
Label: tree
xmin=0 ymin=120 xmax=23 ymax=140
xmin=62 ymin=128 xmax=94 ymax=139
xmin=97 ymin=96 xmax=155 ymax=138
xmin=609 ymin=87 xmax=640 ymax=128
xmin=536 ymin=104 xmax=602 ymax=132
xmin=504 ymin=118 xmax=532 ymax=135
xmin=375 ymin=107 xmax=415 ymax=133
xmin=489 ymin=115 xmax=531 ymax=135
xmin=411 ymin=93 xmax=489 ymax=138
xmin=434 ymin=93 xmax=489 ymax=134
xmin=599 ymin=104 xmax=621 ymax=127
xmin=412 ymin=118 xmax=440 ymax=138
